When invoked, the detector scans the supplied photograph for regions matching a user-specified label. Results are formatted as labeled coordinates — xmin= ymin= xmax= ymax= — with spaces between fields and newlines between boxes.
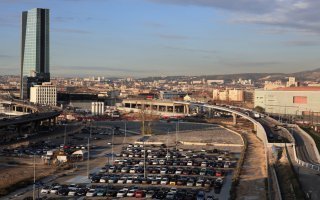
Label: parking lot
xmin=4 ymin=121 xmax=242 ymax=200
xmin=36 ymin=141 xmax=238 ymax=199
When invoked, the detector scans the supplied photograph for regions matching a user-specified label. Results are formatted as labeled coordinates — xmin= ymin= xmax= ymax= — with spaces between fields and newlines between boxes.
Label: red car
xmin=134 ymin=190 xmax=145 ymax=198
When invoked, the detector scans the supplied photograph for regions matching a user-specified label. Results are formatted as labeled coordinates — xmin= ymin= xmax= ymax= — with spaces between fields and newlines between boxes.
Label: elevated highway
xmin=0 ymin=111 xmax=61 ymax=129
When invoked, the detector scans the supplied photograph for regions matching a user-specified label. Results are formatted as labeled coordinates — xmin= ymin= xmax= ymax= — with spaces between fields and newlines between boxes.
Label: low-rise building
xmin=30 ymin=82 xmax=57 ymax=106
xmin=159 ymin=91 xmax=187 ymax=100
xmin=213 ymin=89 xmax=244 ymax=102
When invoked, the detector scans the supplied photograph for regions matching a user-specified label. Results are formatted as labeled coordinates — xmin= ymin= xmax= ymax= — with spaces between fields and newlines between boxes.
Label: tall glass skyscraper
xmin=20 ymin=8 xmax=50 ymax=99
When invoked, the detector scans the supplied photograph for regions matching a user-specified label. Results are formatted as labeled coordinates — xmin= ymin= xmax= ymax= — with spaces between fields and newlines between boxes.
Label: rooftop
xmin=272 ymin=87 xmax=320 ymax=91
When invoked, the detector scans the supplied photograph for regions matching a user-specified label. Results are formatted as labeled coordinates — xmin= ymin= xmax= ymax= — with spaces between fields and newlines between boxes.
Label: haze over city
xmin=1 ymin=1 xmax=320 ymax=200
xmin=1 ymin=0 xmax=320 ymax=77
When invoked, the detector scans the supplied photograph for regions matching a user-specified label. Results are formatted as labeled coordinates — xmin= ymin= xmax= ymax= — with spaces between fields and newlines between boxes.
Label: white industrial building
xmin=30 ymin=82 xmax=57 ymax=106
xmin=254 ymin=87 xmax=320 ymax=115
xmin=91 ymin=102 xmax=105 ymax=115
xmin=213 ymin=89 xmax=244 ymax=102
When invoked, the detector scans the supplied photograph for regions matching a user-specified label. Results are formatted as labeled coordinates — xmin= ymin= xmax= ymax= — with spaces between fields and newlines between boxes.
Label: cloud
xmin=230 ymin=0 xmax=320 ymax=34
xmin=220 ymin=60 xmax=282 ymax=68
xmin=148 ymin=0 xmax=278 ymax=14
xmin=284 ymin=40 xmax=320 ymax=46
xmin=53 ymin=28 xmax=92 ymax=34
xmin=144 ymin=21 xmax=166 ymax=28
xmin=149 ymin=0 xmax=320 ymax=35
xmin=156 ymin=33 xmax=190 ymax=40
xmin=0 ymin=54 xmax=13 ymax=58
xmin=53 ymin=66 xmax=155 ymax=73
xmin=164 ymin=46 xmax=217 ymax=54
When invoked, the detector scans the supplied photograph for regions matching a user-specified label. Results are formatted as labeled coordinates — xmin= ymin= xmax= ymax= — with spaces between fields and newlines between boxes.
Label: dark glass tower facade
xmin=20 ymin=8 xmax=50 ymax=99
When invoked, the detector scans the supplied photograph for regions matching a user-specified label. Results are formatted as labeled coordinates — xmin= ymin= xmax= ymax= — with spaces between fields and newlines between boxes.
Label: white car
xmin=175 ymin=169 xmax=182 ymax=175
xmin=187 ymin=161 xmax=193 ymax=166
xmin=127 ymin=177 xmax=133 ymax=184
xmin=159 ymin=160 xmax=165 ymax=165
xmin=121 ymin=167 xmax=129 ymax=173
xmin=68 ymin=189 xmax=77 ymax=196
xmin=129 ymin=168 xmax=136 ymax=173
xmin=160 ymin=168 xmax=167 ymax=174
xmin=170 ymin=187 xmax=177 ymax=193
xmin=50 ymin=186 xmax=61 ymax=194
xmin=160 ymin=177 xmax=169 ymax=185
xmin=201 ymin=161 xmax=207 ymax=167
xmin=40 ymin=186 xmax=51 ymax=194
xmin=139 ymin=161 xmax=144 ymax=166
xmin=127 ymin=189 xmax=136 ymax=197
xmin=108 ymin=166 xmax=115 ymax=173
xmin=116 ymin=189 xmax=127 ymax=198
xmin=86 ymin=189 xmax=96 ymax=197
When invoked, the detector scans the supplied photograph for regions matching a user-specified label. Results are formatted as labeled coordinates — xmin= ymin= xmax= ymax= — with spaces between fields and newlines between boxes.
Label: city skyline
xmin=0 ymin=0 xmax=320 ymax=77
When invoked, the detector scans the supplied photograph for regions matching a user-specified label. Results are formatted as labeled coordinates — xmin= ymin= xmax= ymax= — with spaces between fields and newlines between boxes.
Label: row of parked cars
xmin=99 ymin=165 xmax=226 ymax=177
xmin=120 ymin=144 xmax=233 ymax=162
xmin=41 ymin=183 xmax=217 ymax=199
xmin=91 ymin=173 xmax=224 ymax=188
xmin=113 ymin=158 xmax=233 ymax=168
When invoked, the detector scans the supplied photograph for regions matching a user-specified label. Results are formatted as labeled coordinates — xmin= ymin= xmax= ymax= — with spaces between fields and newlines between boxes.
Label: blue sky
xmin=0 ymin=0 xmax=320 ymax=77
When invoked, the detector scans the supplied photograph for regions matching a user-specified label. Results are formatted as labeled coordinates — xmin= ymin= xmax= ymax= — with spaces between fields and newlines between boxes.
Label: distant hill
xmin=140 ymin=68 xmax=320 ymax=82
xmin=290 ymin=68 xmax=320 ymax=81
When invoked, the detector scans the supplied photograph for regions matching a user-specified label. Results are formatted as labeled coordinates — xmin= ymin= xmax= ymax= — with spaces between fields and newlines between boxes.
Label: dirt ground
xmin=0 ymin=156 xmax=56 ymax=196
xmin=233 ymin=126 xmax=267 ymax=200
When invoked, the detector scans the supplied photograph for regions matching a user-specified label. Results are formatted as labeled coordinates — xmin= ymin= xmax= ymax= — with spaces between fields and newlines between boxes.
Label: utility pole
xmin=33 ymin=153 xmax=36 ymax=200
xmin=144 ymin=141 xmax=146 ymax=178
xmin=112 ymin=128 xmax=114 ymax=163
xmin=175 ymin=121 xmax=179 ymax=150
xmin=87 ymin=137 xmax=90 ymax=178
xmin=166 ymin=129 xmax=169 ymax=161
xmin=63 ymin=124 xmax=67 ymax=146
xmin=123 ymin=121 xmax=127 ymax=144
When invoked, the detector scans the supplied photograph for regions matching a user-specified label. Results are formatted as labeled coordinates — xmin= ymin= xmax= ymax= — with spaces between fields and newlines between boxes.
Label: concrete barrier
xmin=284 ymin=125 xmax=320 ymax=172
xmin=294 ymin=125 xmax=320 ymax=163
xmin=179 ymin=141 xmax=243 ymax=147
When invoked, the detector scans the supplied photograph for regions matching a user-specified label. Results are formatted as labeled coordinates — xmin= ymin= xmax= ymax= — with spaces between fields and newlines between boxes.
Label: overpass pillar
xmin=207 ymin=108 xmax=212 ymax=118
xmin=49 ymin=118 xmax=52 ymax=128
xmin=195 ymin=106 xmax=199 ymax=113
xmin=157 ymin=105 xmax=159 ymax=112
xmin=165 ymin=106 xmax=168 ymax=112
xmin=53 ymin=117 xmax=57 ymax=126
xmin=173 ymin=104 xmax=176 ymax=113
xmin=129 ymin=103 xmax=132 ymax=108
xmin=232 ymin=113 xmax=237 ymax=125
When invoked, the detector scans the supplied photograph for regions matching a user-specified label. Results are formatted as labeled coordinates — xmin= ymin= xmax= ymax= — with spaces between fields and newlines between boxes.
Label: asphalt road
xmin=290 ymin=127 xmax=319 ymax=165
xmin=257 ymin=118 xmax=290 ymax=143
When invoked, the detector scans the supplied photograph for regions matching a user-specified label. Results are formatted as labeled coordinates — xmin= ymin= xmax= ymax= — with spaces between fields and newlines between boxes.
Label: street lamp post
xmin=33 ymin=153 xmax=36 ymax=200
xmin=87 ymin=137 xmax=90 ymax=178
xmin=166 ymin=129 xmax=169 ymax=161
xmin=123 ymin=121 xmax=127 ymax=144
xmin=112 ymin=128 xmax=115 ymax=163
xmin=175 ymin=121 xmax=179 ymax=150
xmin=144 ymin=141 xmax=146 ymax=178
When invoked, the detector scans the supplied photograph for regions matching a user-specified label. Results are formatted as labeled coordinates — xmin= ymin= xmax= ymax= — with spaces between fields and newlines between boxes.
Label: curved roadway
xmin=0 ymin=111 xmax=61 ymax=128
